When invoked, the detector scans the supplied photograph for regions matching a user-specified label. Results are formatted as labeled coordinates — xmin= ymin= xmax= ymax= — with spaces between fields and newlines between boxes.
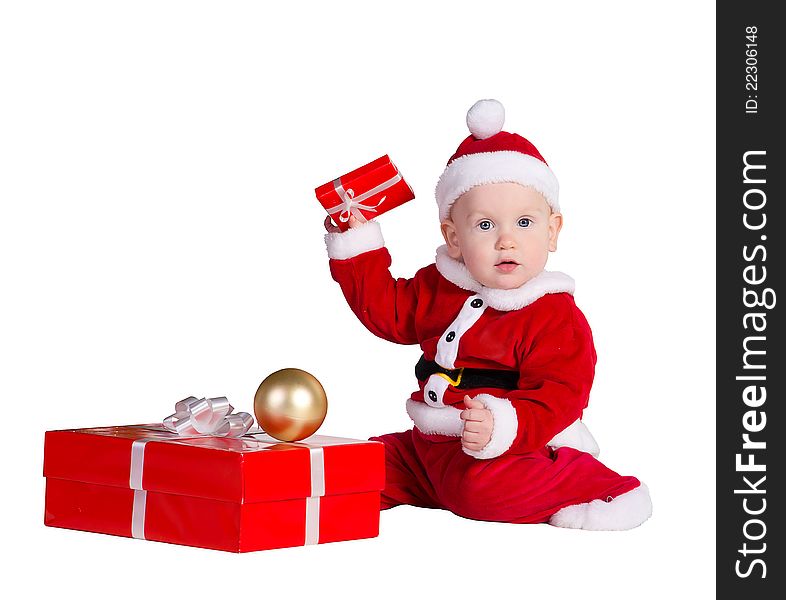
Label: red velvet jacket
xmin=326 ymin=221 xmax=599 ymax=459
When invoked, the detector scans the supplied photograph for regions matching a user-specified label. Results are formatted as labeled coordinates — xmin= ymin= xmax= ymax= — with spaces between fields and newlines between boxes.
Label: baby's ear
xmin=548 ymin=212 xmax=563 ymax=252
xmin=441 ymin=220 xmax=462 ymax=259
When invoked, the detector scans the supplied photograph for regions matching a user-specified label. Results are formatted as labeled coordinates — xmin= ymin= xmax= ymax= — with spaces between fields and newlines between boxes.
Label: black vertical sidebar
xmin=717 ymin=4 xmax=783 ymax=597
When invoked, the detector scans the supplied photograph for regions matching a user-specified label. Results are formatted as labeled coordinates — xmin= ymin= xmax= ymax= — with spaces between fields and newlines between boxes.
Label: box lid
xmin=44 ymin=425 xmax=385 ymax=504
xmin=315 ymin=155 xmax=397 ymax=199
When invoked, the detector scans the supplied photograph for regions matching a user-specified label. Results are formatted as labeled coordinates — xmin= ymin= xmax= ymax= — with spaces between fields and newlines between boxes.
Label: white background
xmin=1 ymin=1 xmax=715 ymax=598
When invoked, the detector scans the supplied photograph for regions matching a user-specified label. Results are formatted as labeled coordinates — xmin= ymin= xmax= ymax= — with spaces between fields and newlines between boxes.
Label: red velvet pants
xmin=370 ymin=428 xmax=640 ymax=524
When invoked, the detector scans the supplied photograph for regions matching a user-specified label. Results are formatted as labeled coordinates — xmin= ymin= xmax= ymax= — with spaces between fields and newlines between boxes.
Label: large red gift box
xmin=315 ymin=155 xmax=415 ymax=231
xmin=44 ymin=425 xmax=385 ymax=552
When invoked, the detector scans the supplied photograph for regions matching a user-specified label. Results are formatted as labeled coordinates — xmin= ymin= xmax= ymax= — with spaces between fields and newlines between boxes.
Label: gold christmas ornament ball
xmin=253 ymin=368 xmax=328 ymax=441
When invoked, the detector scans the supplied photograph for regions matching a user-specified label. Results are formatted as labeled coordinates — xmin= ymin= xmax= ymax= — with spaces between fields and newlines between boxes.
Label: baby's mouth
xmin=495 ymin=260 xmax=519 ymax=273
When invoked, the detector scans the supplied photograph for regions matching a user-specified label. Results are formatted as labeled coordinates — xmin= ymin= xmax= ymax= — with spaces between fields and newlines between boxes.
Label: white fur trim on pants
xmin=324 ymin=220 xmax=385 ymax=260
xmin=548 ymin=484 xmax=653 ymax=531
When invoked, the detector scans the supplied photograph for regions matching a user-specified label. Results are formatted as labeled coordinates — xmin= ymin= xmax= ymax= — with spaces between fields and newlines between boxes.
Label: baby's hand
xmin=460 ymin=395 xmax=493 ymax=452
xmin=323 ymin=213 xmax=367 ymax=233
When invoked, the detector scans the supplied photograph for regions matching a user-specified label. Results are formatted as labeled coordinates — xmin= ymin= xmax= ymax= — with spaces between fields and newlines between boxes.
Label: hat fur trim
xmin=435 ymin=150 xmax=560 ymax=221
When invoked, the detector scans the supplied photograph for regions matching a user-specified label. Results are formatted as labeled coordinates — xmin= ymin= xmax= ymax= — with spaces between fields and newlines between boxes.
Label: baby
xmin=323 ymin=99 xmax=651 ymax=529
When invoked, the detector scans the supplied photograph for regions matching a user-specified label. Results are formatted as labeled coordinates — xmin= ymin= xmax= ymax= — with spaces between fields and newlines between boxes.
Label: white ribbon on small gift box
xmin=326 ymin=169 xmax=403 ymax=224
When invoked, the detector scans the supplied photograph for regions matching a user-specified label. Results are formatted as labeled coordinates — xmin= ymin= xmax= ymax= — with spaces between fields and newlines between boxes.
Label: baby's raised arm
xmin=324 ymin=216 xmax=421 ymax=346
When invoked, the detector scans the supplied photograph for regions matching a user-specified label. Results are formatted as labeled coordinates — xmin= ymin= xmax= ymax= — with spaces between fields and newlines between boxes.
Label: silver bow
xmin=329 ymin=188 xmax=386 ymax=223
xmin=163 ymin=396 xmax=254 ymax=438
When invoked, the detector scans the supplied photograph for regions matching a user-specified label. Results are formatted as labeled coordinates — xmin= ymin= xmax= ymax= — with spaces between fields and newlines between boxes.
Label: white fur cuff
xmin=549 ymin=484 xmax=653 ymax=531
xmin=461 ymin=394 xmax=518 ymax=460
xmin=406 ymin=399 xmax=463 ymax=436
xmin=324 ymin=220 xmax=385 ymax=260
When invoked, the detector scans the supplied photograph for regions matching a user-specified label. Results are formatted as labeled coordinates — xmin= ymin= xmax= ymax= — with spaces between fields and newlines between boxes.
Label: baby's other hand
xmin=460 ymin=395 xmax=493 ymax=452
xmin=323 ymin=213 xmax=367 ymax=233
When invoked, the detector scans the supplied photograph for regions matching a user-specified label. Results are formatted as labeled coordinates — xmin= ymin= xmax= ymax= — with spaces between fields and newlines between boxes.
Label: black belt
xmin=415 ymin=355 xmax=519 ymax=391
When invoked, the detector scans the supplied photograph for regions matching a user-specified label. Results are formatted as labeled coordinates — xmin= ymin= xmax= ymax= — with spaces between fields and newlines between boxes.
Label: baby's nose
xmin=496 ymin=236 xmax=516 ymax=250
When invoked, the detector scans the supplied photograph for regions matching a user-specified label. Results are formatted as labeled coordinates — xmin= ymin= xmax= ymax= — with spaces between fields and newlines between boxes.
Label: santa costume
xmin=324 ymin=100 xmax=652 ymax=530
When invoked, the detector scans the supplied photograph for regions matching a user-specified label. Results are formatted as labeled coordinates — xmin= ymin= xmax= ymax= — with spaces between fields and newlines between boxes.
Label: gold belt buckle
xmin=435 ymin=367 xmax=464 ymax=387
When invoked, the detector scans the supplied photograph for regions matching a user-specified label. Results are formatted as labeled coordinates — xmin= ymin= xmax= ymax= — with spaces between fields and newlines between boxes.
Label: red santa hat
xmin=435 ymin=99 xmax=560 ymax=221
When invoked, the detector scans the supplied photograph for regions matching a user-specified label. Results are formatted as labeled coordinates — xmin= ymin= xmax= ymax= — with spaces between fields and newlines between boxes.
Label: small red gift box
xmin=315 ymin=155 xmax=415 ymax=231
xmin=44 ymin=425 xmax=385 ymax=552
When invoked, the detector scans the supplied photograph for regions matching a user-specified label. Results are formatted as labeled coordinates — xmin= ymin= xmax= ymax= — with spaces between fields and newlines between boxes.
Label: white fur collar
xmin=434 ymin=245 xmax=575 ymax=311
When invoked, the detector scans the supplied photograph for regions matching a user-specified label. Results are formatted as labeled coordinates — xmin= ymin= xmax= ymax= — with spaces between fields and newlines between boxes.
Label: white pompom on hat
xmin=435 ymin=99 xmax=560 ymax=221
xmin=466 ymin=99 xmax=506 ymax=140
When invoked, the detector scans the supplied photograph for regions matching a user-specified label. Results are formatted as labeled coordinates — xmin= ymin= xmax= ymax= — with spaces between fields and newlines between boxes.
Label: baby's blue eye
xmin=518 ymin=217 xmax=531 ymax=228
xmin=478 ymin=220 xmax=493 ymax=231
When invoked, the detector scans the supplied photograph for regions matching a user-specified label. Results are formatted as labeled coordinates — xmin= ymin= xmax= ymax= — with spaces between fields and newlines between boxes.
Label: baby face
xmin=441 ymin=182 xmax=562 ymax=290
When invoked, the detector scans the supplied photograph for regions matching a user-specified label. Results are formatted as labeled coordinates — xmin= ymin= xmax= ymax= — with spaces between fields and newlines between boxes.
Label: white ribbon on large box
xmin=129 ymin=421 xmax=362 ymax=546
